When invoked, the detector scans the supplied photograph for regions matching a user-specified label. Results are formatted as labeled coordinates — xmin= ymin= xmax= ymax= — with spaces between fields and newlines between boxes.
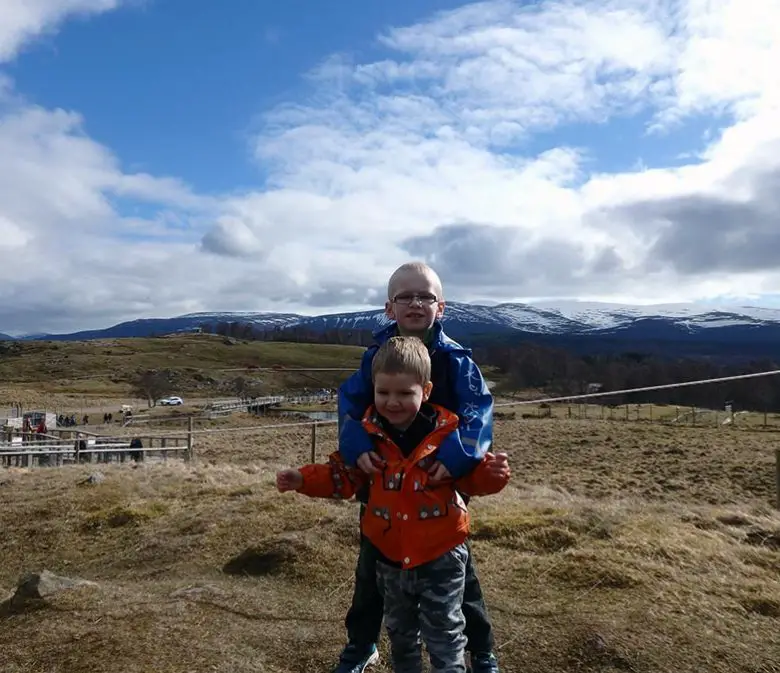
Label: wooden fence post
xmin=310 ymin=421 xmax=318 ymax=462
xmin=775 ymin=449 xmax=780 ymax=510
xmin=187 ymin=416 xmax=194 ymax=462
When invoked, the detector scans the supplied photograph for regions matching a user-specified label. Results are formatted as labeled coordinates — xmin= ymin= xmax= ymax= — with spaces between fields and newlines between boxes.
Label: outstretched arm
xmin=277 ymin=452 xmax=365 ymax=500
xmin=456 ymin=452 xmax=510 ymax=496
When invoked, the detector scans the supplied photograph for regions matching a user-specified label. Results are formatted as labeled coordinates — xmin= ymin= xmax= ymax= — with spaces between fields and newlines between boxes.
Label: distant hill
xmin=6 ymin=301 xmax=780 ymax=359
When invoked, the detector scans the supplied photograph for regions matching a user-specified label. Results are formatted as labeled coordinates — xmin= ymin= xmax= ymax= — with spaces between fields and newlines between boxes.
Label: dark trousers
xmin=344 ymin=534 xmax=495 ymax=654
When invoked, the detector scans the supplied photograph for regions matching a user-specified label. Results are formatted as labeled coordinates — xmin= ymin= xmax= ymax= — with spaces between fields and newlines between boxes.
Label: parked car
xmin=158 ymin=396 xmax=184 ymax=406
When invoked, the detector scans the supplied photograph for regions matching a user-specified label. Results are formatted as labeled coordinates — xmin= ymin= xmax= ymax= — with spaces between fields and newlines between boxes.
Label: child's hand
xmin=427 ymin=461 xmax=452 ymax=484
xmin=276 ymin=469 xmax=303 ymax=492
xmin=483 ymin=452 xmax=511 ymax=481
xmin=357 ymin=451 xmax=385 ymax=474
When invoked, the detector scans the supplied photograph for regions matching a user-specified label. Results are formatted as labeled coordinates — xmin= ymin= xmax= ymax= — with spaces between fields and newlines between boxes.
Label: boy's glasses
xmin=392 ymin=292 xmax=438 ymax=305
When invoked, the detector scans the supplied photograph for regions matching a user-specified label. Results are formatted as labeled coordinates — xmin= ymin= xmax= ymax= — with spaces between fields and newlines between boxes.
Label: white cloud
xmin=220 ymin=0 xmax=780 ymax=305
xmin=3 ymin=0 xmax=780 ymax=334
xmin=0 ymin=0 xmax=127 ymax=63
xmin=653 ymin=0 xmax=780 ymax=127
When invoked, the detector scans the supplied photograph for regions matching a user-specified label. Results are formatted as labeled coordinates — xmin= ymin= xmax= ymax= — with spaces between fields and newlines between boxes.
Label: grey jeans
xmin=376 ymin=543 xmax=469 ymax=673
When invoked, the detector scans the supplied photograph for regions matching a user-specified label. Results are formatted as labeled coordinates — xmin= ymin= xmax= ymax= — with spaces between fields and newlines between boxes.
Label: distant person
xmin=277 ymin=337 xmax=510 ymax=673
xmin=129 ymin=437 xmax=144 ymax=463
xmin=333 ymin=262 xmax=502 ymax=673
xmin=75 ymin=433 xmax=88 ymax=463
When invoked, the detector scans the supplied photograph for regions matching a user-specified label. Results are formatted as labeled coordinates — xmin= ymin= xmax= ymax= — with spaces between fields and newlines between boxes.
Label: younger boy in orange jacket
xmin=277 ymin=336 xmax=510 ymax=673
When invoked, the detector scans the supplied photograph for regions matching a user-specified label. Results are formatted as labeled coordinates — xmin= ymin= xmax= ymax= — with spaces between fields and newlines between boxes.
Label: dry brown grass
xmin=2 ymin=416 xmax=780 ymax=673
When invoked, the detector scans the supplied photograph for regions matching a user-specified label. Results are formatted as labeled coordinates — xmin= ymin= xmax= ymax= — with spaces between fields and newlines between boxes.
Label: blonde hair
xmin=386 ymin=262 xmax=444 ymax=300
xmin=371 ymin=336 xmax=431 ymax=385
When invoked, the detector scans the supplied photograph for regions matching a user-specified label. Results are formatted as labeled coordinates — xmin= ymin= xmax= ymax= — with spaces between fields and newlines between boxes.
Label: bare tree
xmin=131 ymin=370 xmax=174 ymax=407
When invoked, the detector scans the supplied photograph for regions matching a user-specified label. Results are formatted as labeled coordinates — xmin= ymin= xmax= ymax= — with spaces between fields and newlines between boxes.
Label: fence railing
xmin=4 ymin=395 xmax=778 ymax=509
xmin=504 ymin=401 xmax=780 ymax=428
xmin=1 ymin=419 xmax=193 ymax=467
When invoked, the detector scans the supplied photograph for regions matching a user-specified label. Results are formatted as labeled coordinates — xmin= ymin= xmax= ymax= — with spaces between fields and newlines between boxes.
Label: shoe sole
xmin=358 ymin=650 xmax=379 ymax=672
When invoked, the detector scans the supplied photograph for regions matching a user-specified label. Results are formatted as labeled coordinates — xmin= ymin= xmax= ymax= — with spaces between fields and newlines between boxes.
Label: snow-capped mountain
xmin=6 ymin=302 xmax=780 ymax=358
xmin=284 ymin=301 xmax=780 ymax=336
xmin=288 ymin=302 xmax=585 ymax=335
xmin=531 ymin=301 xmax=780 ymax=331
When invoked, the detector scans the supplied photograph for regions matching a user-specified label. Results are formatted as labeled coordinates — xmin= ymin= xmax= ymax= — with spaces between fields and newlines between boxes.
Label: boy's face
xmin=374 ymin=372 xmax=432 ymax=429
xmin=385 ymin=270 xmax=445 ymax=336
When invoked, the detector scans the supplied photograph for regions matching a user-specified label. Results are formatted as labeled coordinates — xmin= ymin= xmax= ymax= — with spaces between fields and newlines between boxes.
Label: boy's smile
xmin=374 ymin=372 xmax=432 ymax=429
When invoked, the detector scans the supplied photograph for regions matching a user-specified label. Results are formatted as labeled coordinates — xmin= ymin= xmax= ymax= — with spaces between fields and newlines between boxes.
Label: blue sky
xmin=1 ymin=0 xmax=779 ymax=334
xmin=8 ymin=0 xmax=474 ymax=193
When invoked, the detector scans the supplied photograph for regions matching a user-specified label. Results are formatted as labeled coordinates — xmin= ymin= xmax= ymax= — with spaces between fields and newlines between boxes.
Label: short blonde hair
xmin=386 ymin=262 xmax=444 ymax=300
xmin=371 ymin=336 xmax=431 ymax=385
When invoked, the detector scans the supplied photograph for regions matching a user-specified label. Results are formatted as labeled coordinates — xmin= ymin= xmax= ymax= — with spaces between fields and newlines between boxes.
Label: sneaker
xmin=469 ymin=651 xmax=500 ymax=673
xmin=332 ymin=643 xmax=380 ymax=673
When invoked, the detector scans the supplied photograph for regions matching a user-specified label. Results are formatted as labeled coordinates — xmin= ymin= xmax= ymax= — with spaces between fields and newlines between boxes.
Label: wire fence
xmin=112 ymin=366 xmax=780 ymax=439
xmin=4 ymin=366 xmax=780 ymax=506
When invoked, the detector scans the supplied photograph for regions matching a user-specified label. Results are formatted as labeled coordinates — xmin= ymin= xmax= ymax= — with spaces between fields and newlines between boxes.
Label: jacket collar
xmin=371 ymin=320 xmax=469 ymax=354
xmin=361 ymin=403 xmax=459 ymax=464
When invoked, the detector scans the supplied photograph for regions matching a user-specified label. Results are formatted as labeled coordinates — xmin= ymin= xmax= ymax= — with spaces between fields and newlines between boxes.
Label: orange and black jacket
xmin=297 ymin=403 xmax=508 ymax=570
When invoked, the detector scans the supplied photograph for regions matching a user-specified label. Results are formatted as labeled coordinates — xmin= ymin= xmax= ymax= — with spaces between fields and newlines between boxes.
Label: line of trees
xmin=473 ymin=342 xmax=780 ymax=412
xmin=194 ymin=322 xmax=780 ymax=412
xmin=202 ymin=321 xmax=375 ymax=346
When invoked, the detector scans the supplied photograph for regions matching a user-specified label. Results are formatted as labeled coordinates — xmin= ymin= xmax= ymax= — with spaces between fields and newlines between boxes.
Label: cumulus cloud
xmin=201 ymin=217 xmax=266 ymax=258
xmin=0 ymin=0 xmax=126 ymax=63
xmin=205 ymin=0 xmax=779 ymax=305
xmin=3 ymin=0 xmax=780 ymax=334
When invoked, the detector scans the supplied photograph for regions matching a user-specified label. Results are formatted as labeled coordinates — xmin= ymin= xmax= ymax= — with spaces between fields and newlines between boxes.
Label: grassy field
xmin=2 ymin=412 xmax=779 ymax=673
xmin=0 ymin=334 xmax=364 ymax=410
xmin=2 ymin=339 xmax=780 ymax=671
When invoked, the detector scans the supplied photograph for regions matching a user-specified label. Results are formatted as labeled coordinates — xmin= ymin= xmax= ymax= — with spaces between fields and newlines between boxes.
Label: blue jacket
xmin=338 ymin=321 xmax=493 ymax=479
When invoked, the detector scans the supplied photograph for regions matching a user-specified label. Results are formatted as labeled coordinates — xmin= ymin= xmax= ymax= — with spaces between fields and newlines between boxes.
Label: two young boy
xmin=277 ymin=262 xmax=509 ymax=673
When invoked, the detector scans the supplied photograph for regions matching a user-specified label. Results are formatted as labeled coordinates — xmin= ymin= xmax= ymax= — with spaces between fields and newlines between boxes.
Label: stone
xmin=1 ymin=570 xmax=97 ymax=615
xmin=78 ymin=472 xmax=105 ymax=486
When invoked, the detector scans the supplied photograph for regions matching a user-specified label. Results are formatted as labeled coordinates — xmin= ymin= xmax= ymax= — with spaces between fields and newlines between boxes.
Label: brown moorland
xmin=1 ymin=415 xmax=779 ymax=672
xmin=1 ymin=337 xmax=779 ymax=672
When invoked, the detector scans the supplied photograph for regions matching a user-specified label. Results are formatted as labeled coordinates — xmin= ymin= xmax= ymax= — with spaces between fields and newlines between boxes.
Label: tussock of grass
xmin=81 ymin=502 xmax=168 ymax=531
xmin=222 ymin=535 xmax=316 ymax=577
xmin=740 ymin=597 xmax=780 ymax=618
xmin=564 ymin=627 xmax=643 ymax=672
xmin=548 ymin=552 xmax=643 ymax=589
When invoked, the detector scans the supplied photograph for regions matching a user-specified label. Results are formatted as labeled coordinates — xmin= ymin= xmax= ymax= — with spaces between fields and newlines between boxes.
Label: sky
xmin=1 ymin=0 xmax=780 ymax=335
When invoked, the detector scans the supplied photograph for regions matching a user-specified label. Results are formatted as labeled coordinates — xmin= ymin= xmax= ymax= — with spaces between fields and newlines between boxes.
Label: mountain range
xmin=4 ymin=301 xmax=780 ymax=359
